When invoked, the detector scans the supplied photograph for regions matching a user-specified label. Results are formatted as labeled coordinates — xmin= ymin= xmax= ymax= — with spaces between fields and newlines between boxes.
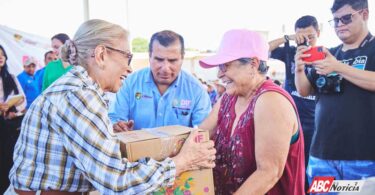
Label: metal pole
xmin=83 ymin=0 xmax=90 ymax=21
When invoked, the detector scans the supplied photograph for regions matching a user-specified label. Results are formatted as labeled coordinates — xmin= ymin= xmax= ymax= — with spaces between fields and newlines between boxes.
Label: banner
xmin=0 ymin=25 xmax=50 ymax=75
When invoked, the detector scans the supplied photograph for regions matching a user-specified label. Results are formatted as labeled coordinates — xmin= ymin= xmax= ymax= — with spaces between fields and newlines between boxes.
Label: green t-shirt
xmin=42 ymin=59 xmax=72 ymax=91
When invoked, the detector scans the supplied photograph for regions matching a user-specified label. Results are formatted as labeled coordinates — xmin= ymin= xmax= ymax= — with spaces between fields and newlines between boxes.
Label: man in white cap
xmin=17 ymin=56 xmax=40 ymax=109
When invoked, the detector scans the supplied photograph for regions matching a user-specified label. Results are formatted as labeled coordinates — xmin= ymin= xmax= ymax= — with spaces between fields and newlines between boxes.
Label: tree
xmin=132 ymin=37 xmax=149 ymax=52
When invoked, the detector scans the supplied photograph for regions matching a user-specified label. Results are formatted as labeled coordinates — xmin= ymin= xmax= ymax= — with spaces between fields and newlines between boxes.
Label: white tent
xmin=0 ymin=25 xmax=50 ymax=76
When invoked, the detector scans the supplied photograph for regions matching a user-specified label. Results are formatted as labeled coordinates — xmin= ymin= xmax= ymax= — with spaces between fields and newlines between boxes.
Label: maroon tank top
xmin=213 ymin=80 xmax=305 ymax=195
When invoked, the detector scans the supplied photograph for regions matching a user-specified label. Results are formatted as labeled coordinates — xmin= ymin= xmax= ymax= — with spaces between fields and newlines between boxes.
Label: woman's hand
xmin=172 ymin=130 xmax=216 ymax=175
xmin=0 ymin=102 xmax=9 ymax=113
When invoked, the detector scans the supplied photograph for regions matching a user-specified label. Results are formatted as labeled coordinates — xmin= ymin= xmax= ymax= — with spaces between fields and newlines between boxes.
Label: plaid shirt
xmin=9 ymin=66 xmax=176 ymax=194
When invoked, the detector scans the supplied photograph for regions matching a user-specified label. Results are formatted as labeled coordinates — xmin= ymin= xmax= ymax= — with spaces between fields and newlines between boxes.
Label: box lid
xmin=116 ymin=125 xmax=194 ymax=143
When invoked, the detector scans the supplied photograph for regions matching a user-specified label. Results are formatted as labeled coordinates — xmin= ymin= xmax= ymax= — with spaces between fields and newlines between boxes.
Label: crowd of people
xmin=0 ymin=0 xmax=374 ymax=194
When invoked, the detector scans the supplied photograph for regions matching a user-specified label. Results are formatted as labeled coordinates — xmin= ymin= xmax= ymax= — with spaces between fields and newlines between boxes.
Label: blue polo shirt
xmin=108 ymin=67 xmax=212 ymax=130
xmin=17 ymin=71 xmax=41 ymax=108
xmin=34 ymin=67 xmax=45 ymax=91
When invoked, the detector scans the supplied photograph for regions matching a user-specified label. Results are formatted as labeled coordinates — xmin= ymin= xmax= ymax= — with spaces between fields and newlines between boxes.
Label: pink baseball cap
xmin=22 ymin=55 xmax=37 ymax=66
xmin=200 ymin=29 xmax=269 ymax=68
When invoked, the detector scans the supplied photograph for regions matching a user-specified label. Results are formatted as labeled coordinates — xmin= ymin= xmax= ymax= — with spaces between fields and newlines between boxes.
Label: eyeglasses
xmin=329 ymin=9 xmax=363 ymax=27
xmin=218 ymin=58 xmax=253 ymax=72
xmin=105 ymin=46 xmax=133 ymax=66
xmin=218 ymin=64 xmax=228 ymax=72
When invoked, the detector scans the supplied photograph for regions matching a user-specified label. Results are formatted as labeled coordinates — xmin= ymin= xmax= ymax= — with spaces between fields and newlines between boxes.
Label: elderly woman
xmin=8 ymin=19 xmax=215 ymax=195
xmin=199 ymin=29 xmax=305 ymax=195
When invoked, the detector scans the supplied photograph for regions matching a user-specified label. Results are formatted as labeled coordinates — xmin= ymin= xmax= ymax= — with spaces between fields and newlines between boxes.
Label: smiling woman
xmin=7 ymin=19 xmax=217 ymax=195
xmin=199 ymin=29 xmax=305 ymax=195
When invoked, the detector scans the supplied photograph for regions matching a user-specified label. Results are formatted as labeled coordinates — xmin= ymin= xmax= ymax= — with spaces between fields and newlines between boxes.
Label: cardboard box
xmin=116 ymin=125 xmax=214 ymax=195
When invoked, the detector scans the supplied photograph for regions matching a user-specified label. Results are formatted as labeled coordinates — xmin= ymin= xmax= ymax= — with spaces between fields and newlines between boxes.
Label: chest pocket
xmin=173 ymin=107 xmax=191 ymax=125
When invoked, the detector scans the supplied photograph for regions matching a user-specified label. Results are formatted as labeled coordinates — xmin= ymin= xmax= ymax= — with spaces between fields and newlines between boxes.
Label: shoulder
xmin=255 ymin=90 xmax=294 ymax=116
xmin=329 ymin=44 xmax=342 ymax=54
xmin=124 ymin=67 xmax=150 ymax=86
xmin=17 ymin=71 xmax=25 ymax=79
xmin=45 ymin=59 xmax=61 ymax=70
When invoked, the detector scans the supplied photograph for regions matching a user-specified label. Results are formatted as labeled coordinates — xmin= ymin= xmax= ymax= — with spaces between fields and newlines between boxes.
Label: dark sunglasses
xmin=329 ymin=9 xmax=363 ymax=27
xmin=105 ymin=46 xmax=133 ymax=66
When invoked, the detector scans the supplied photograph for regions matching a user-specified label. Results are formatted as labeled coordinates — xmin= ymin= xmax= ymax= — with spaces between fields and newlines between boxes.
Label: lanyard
xmin=334 ymin=33 xmax=374 ymax=57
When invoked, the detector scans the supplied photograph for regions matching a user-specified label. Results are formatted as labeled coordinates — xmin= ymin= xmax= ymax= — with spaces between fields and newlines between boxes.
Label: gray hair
xmin=60 ymin=19 xmax=128 ymax=67
xmin=237 ymin=58 xmax=269 ymax=75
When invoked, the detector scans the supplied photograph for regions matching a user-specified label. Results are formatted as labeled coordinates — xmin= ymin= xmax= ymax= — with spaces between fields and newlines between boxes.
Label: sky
xmin=1 ymin=0 xmax=375 ymax=51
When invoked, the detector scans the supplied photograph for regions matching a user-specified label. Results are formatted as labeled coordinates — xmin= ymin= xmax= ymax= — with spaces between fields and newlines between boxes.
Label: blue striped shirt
xmin=9 ymin=65 xmax=176 ymax=194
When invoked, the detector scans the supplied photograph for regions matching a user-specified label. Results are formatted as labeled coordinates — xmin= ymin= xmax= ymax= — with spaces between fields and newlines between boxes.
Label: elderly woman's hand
xmin=172 ymin=130 xmax=216 ymax=175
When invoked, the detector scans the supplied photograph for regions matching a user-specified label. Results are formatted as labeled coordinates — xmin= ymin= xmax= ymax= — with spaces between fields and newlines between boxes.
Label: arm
xmin=59 ymin=89 xmax=175 ymax=194
xmin=269 ymin=34 xmax=307 ymax=52
xmin=198 ymin=96 xmax=222 ymax=137
xmin=294 ymin=46 xmax=315 ymax=96
xmin=338 ymin=66 xmax=375 ymax=91
xmin=58 ymin=89 xmax=215 ymax=194
xmin=234 ymin=92 xmax=297 ymax=195
xmin=269 ymin=36 xmax=289 ymax=52
xmin=313 ymin=47 xmax=375 ymax=92
xmin=191 ymin=85 xmax=212 ymax=127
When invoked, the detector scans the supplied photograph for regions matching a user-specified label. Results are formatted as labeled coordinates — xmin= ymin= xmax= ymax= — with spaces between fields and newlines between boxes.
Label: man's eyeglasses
xmin=105 ymin=46 xmax=133 ymax=66
xmin=329 ymin=9 xmax=363 ymax=27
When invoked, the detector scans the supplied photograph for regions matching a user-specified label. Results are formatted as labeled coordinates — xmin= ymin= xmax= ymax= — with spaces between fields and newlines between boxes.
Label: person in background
xmin=35 ymin=51 xmax=57 ymax=91
xmin=207 ymin=82 xmax=218 ymax=106
xmin=269 ymin=16 xmax=320 ymax=178
xmin=273 ymin=79 xmax=282 ymax=86
xmin=0 ymin=45 xmax=26 ymax=194
xmin=44 ymin=50 xmax=58 ymax=65
xmin=295 ymin=0 xmax=375 ymax=188
xmin=8 ymin=19 xmax=216 ymax=195
xmin=17 ymin=56 xmax=40 ymax=109
xmin=42 ymin=33 xmax=72 ymax=90
xmin=199 ymin=29 xmax=305 ymax=195
xmin=109 ymin=30 xmax=211 ymax=131
xmin=214 ymin=79 xmax=226 ymax=98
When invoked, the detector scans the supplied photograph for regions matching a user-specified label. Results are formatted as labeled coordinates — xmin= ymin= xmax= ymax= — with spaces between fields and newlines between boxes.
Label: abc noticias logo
xmin=308 ymin=176 xmax=365 ymax=193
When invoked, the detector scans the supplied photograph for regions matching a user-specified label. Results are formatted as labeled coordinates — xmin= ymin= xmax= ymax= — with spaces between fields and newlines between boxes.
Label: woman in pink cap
xmin=199 ymin=29 xmax=305 ymax=195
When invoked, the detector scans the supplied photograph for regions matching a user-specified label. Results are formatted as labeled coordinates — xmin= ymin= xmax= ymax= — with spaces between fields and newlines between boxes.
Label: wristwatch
xmin=284 ymin=35 xmax=290 ymax=42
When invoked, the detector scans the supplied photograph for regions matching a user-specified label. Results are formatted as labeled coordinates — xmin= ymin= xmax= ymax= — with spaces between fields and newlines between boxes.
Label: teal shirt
xmin=42 ymin=59 xmax=72 ymax=91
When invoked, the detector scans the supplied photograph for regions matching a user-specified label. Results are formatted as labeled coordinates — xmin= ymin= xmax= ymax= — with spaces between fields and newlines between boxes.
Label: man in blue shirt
xmin=109 ymin=30 xmax=211 ymax=131
xmin=17 ymin=56 xmax=40 ymax=109
xmin=35 ymin=51 xmax=57 ymax=91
